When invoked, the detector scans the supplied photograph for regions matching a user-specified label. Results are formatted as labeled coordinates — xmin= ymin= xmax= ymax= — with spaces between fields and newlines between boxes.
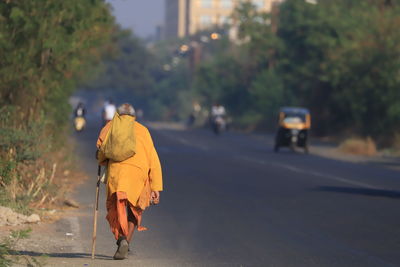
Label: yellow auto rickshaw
xmin=274 ymin=107 xmax=311 ymax=153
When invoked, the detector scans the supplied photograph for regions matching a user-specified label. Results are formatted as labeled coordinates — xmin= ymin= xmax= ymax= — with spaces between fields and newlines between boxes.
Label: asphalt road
xmin=47 ymin=118 xmax=400 ymax=267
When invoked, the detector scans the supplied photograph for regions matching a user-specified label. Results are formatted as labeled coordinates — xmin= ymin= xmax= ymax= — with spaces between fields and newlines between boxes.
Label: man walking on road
xmin=96 ymin=103 xmax=163 ymax=260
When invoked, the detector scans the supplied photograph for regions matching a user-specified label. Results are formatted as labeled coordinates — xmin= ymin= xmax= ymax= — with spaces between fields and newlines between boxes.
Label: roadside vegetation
xmin=82 ymin=27 xmax=166 ymax=119
xmin=0 ymin=228 xmax=46 ymax=267
xmin=339 ymin=137 xmax=377 ymax=156
xmin=192 ymin=0 xmax=400 ymax=147
xmin=0 ymin=1 xmax=115 ymax=213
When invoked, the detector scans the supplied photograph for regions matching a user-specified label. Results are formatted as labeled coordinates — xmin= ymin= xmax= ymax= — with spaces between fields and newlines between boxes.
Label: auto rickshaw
xmin=274 ymin=107 xmax=311 ymax=153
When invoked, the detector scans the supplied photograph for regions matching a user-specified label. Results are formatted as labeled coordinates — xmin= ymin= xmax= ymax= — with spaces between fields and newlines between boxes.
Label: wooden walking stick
xmin=91 ymin=165 xmax=102 ymax=260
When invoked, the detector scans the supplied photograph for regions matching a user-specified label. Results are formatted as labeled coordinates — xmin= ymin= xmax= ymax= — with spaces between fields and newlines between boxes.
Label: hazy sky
xmin=106 ymin=0 xmax=165 ymax=38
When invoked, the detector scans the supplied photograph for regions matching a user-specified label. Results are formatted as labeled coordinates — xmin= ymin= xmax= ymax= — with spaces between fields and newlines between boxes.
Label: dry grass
xmin=0 ymin=139 xmax=87 ymax=216
xmin=393 ymin=133 xmax=400 ymax=150
xmin=338 ymin=137 xmax=377 ymax=156
xmin=382 ymin=133 xmax=400 ymax=157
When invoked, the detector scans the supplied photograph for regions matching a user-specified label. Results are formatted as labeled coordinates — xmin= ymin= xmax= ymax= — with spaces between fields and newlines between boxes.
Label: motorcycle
xmin=211 ymin=115 xmax=226 ymax=135
xmin=74 ymin=116 xmax=86 ymax=132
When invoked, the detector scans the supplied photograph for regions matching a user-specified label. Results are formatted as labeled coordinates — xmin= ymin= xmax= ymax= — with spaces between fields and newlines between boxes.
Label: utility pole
xmin=189 ymin=41 xmax=202 ymax=78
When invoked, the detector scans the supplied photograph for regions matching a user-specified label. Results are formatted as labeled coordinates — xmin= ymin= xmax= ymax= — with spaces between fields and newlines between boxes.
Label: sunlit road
xmin=53 ymin=118 xmax=400 ymax=267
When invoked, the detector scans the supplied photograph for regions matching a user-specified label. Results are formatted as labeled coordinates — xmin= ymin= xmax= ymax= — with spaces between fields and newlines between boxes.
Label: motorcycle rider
xmin=74 ymin=102 xmax=86 ymax=117
xmin=102 ymin=99 xmax=116 ymax=125
xmin=210 ymin=102 xmax=226 ymax=134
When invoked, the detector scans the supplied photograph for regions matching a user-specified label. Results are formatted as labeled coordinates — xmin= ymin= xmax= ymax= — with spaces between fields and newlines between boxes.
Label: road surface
xmin=46 ymin=119 xmax=400 ymax=267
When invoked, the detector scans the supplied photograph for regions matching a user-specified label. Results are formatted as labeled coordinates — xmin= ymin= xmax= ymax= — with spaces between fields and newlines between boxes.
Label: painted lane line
xmin=177 ymin=137 xmax=210 ymax=151
xmin=157 ymin=131 xmax=210 ymax=151
xmin=237 ymin=155 xmax=379 ymax=190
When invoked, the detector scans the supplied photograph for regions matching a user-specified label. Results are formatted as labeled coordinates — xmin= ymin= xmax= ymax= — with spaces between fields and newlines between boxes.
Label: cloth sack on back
xmin=99 ymin=112 xmax=136 ymax=162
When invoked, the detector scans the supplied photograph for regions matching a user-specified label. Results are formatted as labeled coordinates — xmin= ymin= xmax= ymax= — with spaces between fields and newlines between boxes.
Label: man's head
xmin=117 ymin=103 xmax=135 ymax=116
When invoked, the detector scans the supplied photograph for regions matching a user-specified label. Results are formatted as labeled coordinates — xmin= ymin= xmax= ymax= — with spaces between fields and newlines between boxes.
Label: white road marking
xmin=158 ymin=131 xmax=210 ymax=151
xmin=237 ymin=155 xmax=379 ymax=189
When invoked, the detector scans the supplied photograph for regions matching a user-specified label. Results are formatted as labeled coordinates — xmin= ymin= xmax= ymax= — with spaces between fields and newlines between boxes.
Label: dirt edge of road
xmin=0 ymin=141 xmax=90 ymax=266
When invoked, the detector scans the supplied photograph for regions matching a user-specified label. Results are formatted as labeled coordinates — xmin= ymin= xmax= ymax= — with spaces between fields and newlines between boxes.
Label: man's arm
xmin=146 ymin=129 xmax=163 ymax=192
xmin=96 ymin=121 xmax=112 ymax=165
xmin=149 ymin=146 xmax=163 ymax=192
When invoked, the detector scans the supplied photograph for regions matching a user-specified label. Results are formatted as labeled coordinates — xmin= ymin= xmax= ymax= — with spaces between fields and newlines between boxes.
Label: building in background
xmin=155 ymin=25 xmax=164 ymax=41
xmin=164 ymin=0 xmax=282 ymax=39
xmin=165 ymin=0 xmax=187 ymax=38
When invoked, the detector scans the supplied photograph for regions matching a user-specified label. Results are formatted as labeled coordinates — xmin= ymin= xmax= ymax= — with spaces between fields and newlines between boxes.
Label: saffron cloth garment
xmin=97 ymin=117 xmax=163 ymax=239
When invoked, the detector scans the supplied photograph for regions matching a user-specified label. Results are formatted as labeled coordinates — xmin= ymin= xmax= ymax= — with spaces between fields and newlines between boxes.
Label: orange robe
xmin=97 ymin=120 xmax=163 ymax=239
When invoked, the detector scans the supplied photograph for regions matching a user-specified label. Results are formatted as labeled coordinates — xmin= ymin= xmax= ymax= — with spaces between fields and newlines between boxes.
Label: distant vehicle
xmin=74 ymin=116 xmax=86 ymax=132
xmin=102 ymin=99 xmax=116 ymax=126
xmin=211 ymin=115 xmax=226 ymax=135
xmin=274 ymin=107 xmax=311 ymax=153
xmin=210 ymin=103 xmax=226 ymax=135
xmin=73 ymin=102 xmax=86 ymax=132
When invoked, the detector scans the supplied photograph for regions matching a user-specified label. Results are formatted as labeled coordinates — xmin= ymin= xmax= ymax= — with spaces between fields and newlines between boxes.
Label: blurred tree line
xmin=83 ymin=28 xmax=193 ymax=121
xmin=191 ymin=0 xmax=400 ymax=144
xmin=76 ymin=0 xmax=400 ymax=147
xmin=0 ymin=0 xmax=115 ymax=208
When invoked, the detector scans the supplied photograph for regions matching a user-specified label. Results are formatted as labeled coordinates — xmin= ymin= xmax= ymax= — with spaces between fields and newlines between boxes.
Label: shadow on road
xmin=10 ymin=250 xmax=113 ymax=260
xmin=314 ymin=186 xmax=400 ymax=199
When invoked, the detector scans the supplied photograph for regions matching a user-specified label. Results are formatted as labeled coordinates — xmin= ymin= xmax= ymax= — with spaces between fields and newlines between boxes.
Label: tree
xmin=0 ymin=0 xmax=115 ymax=205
